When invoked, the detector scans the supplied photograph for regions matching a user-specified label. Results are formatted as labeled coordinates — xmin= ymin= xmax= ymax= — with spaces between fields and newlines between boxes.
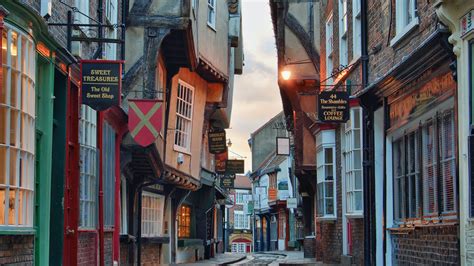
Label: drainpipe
xmin=360 ymin=0 xmax=371 ymax=264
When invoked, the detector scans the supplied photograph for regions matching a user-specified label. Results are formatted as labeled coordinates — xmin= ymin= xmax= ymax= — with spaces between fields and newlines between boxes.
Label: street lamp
xmin=281 ymin=70 xmax=292 ymax=80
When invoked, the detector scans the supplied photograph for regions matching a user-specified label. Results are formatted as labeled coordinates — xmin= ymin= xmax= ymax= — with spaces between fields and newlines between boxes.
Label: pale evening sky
xmin=227 ymin=0 xmax=283 ymax=173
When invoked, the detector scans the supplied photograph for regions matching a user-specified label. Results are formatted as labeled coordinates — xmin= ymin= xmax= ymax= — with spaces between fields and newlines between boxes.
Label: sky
xmin=227 ymin=0 xmax=283 ymax=173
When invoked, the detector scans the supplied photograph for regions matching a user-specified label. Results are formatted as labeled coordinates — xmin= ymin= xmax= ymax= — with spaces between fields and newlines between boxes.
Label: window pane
xmin=0 ymin=188 xmax=4 ymax=224
xmin=8 ymin=190 xmax=15 ymax=225
xmin=325 ymin=148 xmax=333 ymax=164
xmin=0 ymin=146 xmax=6 ymax=184
xmin=354 ymin=170 xmax=362 ymax=190
xmin=0 ymin=68 xmax=7 ymax=104
xmin=10 ymin=32 xmax=18 ymax=70
xmin=0 ymin=106 xmax=7 ymax=144
xmin=1 ymin=30 xmax=7 ymax=66
xmin=9 ymin=148 xmax=17 ymax=186
xmin=10 ymin=109 xmax=18 ymax=146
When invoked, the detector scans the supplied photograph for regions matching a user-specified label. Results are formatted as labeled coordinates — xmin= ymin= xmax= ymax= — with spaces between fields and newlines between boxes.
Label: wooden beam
xmin=127 ymin=15 xmax=190 ymax=29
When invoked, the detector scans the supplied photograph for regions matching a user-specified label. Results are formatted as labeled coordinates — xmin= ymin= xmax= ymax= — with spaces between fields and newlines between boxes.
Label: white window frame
xmin=316 ymin=130 xmax=337 ymax=220
xmin=233 ymin=210 xmax=249 ymax=229
xmin=207 ymin=0 xmax=216 ymax=30
xmin=338 ymin=0 xmax=348 ymax=66
xmin=235 ymin=190 xmax=247 ymax=205
xmin=0 ymin=24 xmax=35 ymax=228
xmin=174 ymin=80 xmax=194 ymax=153
xmin=141 ymin=191 xmax=165 ymax=237
xmin=343 ymin=108 xmax=363 ymax=216
xmin=352 ymin=0 xmax=362 ymax=60
xmin=325 ymin=13 xmax=334 ymax=85
xmin=231 ymin=242 xmax=247 ymax=253
xmin=391 ymin=0 xmax=418 ymax=46
xmin=79 ymin=105 xmax=98 ymax=229
xmin=104 ymin=0 xmax=118 ymax=60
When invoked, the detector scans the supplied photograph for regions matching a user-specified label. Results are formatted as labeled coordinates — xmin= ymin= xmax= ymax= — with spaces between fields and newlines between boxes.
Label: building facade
xmin=227 ymin=175 xmax=253 ymax=253
xmin=435 ymin=1 xmax=474 ymax=265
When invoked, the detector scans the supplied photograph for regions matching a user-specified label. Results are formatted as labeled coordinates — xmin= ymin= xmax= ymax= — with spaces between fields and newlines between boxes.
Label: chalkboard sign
xmin=226 ymin=159 xmax=245 ymax=174
xmin=81 ymin=60 xmax=122 ymax=111
xmin=220 ymin=176 xmax=235 ymax=189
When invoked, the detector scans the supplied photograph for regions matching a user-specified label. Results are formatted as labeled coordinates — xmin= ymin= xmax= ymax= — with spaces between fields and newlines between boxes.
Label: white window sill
xmin=173 ymin=145 xmax=192 ymax=155
xmin=316 ymin=216 xmax=337 ymax=222
xmin=207 ymin=23 xmax=216 ymax=32
xmin=345 ymin=213 xmax=363 ymax=219
xmin=390 ymin=18 xmax=420 ymax=47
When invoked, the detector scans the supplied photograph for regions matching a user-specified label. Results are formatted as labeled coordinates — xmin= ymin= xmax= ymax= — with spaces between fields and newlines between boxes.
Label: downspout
xmin=360 ymin=0 xmax=371 ymax=264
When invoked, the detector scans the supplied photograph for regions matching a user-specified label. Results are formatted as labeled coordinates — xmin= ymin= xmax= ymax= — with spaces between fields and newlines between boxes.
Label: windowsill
xmin=0 ymin=227 xmax=35 ymax=235
xmin=207 ymin=23 xmax=216 ymax=32
xmin=345 ymin=213 xmax=363 ymax=219
xmin=316 ymin=216 xmax=337 ymax=222
xmin=173 ymin=145 xmax=192 ymax=156
xmin=178 ymin=238 xmax=203 ymax=247
xmin=390 ymin=17 xmax=420 ymax=48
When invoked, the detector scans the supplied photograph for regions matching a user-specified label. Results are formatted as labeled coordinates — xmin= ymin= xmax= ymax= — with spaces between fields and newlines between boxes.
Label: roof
xmin=234 ymin=175 xmax=252 ymax=189
xmin=250 ymin=111 xmax=284 ymax=138
xmin=251 ymin=151 xmax=288 ymax=178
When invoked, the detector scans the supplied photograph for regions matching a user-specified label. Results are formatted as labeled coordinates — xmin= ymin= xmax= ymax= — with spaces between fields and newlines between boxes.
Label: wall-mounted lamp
xmin=227 ymin=139 xmax=232 ymax=147
xmin=281 ymin=70 xmax=292 ymax=80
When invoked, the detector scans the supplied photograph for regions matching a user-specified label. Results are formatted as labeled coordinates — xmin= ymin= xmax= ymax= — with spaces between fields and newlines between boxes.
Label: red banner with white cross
xmin=128 ymin=99 xmax=164 ymax=147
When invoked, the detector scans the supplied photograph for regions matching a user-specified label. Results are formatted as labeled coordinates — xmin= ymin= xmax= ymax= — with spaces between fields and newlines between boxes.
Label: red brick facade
xmin=0 ymin=235 xmax=33 ymax=265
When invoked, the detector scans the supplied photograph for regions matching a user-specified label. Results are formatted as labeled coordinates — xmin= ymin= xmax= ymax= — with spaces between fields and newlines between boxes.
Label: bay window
xmin=234 ymin=211 xmax=249 ymax=229
xmin=343 ymin=108 xmax=363 ymax=215
xmin=0 ymin=24 xmax=35 ymax=227
xmin=79 ymin=106 xmax=98 ymax=228
xmin=316 ymin=130 xmax=336 ymax=218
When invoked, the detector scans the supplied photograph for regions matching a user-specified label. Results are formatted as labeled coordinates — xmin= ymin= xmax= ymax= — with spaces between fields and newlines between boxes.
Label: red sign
xmin=215 ymin=150 xmax=228 ymax=174
xmin=128 ymin=99 xmax=164 ymax=147
xmin=268 ymin=188 xmax=277 ymax=202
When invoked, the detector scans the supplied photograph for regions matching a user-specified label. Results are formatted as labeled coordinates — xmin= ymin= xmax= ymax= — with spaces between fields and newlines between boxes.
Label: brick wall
xmin=0 ymin=235 xmax=34 ymax=265
xmin=78 ymin=231 xmax=97 ymax=266
xmin=120 ymin=239 xmax=132 ymax=265
xmin=141 ymin=243 xmax=161 ymax=266
xmin=348 ymin=218 xmax=364 ymax=265
xmin=391 ymin=225 xmax=459 ymax=265
xmin=104 ymin=232 xmax=113 ymax=265
xmin=366 ymin=0 xmax=438 ymax=84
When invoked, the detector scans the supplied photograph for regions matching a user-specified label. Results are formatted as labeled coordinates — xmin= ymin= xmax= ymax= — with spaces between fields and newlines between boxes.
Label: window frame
xmin=177 ymin=204 xmax=192 ymax=238
xmin=325 ymin=13 xmax=334 ymax=85
xmin=343 ymin=107 xmax=364 ymax=216
xmin=338 ymin=0 xmax=348 ymax=66
xmin=0 ymin=24 xmax=36 ymax=229
xmin=141 ymin=191 xmax=165 ymax=238
xmin=174 ymin=80 xmax=194 ymax=153
xmin=316 ymin=130 xmax=337 ymax=220
xmin=207 ymin=0 xmax=216 ymax=30
xmin=233 ymin=210 xmax=249 ymax=230
xmin=79 ymin=105 xmax=98 ymax=229
xmin=352 ymin=0 xmax=362 ymax=60
xmin=391 ymin=0 xmax=419 ymax=47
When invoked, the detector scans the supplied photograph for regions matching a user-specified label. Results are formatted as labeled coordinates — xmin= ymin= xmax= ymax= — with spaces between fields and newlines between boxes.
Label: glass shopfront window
xmin=0 ymin=24 xmax=35 ymax=227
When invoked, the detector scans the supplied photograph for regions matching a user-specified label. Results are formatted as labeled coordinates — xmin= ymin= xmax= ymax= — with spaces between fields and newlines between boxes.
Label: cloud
xmin=228 ymin=0 xmax=283 ymax=172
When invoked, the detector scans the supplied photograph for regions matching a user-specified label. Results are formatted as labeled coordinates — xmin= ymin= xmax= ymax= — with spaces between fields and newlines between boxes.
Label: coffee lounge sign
xmin=318 ymin=91 xmax=349 ymax=123
xmin=81 ymin=60 xmax=122 ymax=111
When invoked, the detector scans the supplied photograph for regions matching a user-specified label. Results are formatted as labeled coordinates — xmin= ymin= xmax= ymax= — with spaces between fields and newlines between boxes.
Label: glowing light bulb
xmin=281 ymin=70 xmax=291 ymax=80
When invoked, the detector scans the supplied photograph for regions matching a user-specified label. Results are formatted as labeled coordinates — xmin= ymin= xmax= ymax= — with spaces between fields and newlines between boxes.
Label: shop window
xmin=234 ymin=210 xmax=249 ymax=229
xmin=339 ymin=0 xmax=348 ymax=66
xmin=0 ymin=24 xmax=35 ymax=227
xmin=325 ymin=14 xmax=334 ymax=84
xmin=316 ymin=130 xmax=336 ymax=218
xmin=178 ymin=204 xmax=191 ymax=238
xmin=207 ymin=0 xmax=216 ymax=29
xmin=343 ymin=108 xmax=363 ymax=215
xmin=141 ymin=192 xmax=165 ymax=237
xmin=103 ymin=122 xmax=115 ymax=228
xmin=392 ymin=109 xmax=457 ymax=222
xmin=393 ymin=131 xmax=421 ymax=220
xmin=174 ymin=81 xmax=194 ymax=153
xmin=79 ymin=106 xmax=98 ymax=229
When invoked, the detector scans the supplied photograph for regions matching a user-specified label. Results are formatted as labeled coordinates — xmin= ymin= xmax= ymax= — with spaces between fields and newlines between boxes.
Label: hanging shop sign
xmin=226 ymin=159 xmax=245 ymax=174
xmin=276 ymin=137 xmax=290 ymax=156
xmin=461 ymin=9 xmax=474 ymax=37
xmin=215 ymin=150 xmax=228 ymax=174
xmin=220 ymin=176 xmax=235 ymax=189
xmin=287 ymin=198 xmax=297 ymax=209
xmin=268 ymin=188 xmax=278 ymax=202
xmin=81 ymin=60 xmax=123 ymax=111
xmin=128 ymin=99 xmax=164 ymax=147
xmin=208 ymin=128 xmax=227 ymax=154
xmin=318 ymin=91 xmax=349 ymax=123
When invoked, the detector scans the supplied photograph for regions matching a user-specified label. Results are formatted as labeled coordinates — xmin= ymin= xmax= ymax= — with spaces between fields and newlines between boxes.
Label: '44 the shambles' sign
xmin=81 ymin=60 xmax=123 ymax=111
xmin=318 ymin=91 xmax=349 ymax=123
